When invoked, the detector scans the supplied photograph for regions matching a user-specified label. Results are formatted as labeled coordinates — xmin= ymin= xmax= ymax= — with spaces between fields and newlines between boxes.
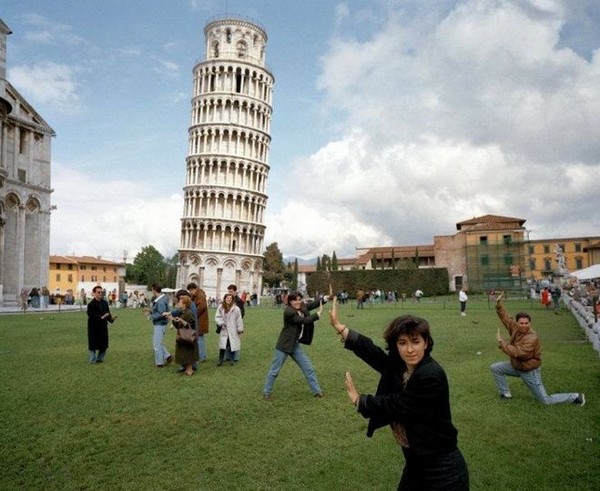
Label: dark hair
xmin=515 ymin=312 xmax=531 ymax=322
xmin=92 ymin=286 xmax=102 ymax=293
xmin=383 ymin=315 xmax=434 ymax=356
xmin=175 ymin=289 xmax=190 ymax=299
xmin=186 ymin=282 xmax=197 ymax=290
xmin=221 ymin=293 xmax=234 ymax=311
xmin=286 ymin=291 xmax=302 ymax=306
xmin=152 ymin=283 xmax=162 ymax=293
xmin=227 ymin=284 xmax=238 ymax=292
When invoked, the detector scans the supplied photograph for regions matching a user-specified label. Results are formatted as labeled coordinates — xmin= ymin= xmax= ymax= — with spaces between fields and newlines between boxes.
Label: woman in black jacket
xmin=330 ymin=303 xmax=469 ymax=490
xmin=263 ymin=292 xmax=324 ymax=400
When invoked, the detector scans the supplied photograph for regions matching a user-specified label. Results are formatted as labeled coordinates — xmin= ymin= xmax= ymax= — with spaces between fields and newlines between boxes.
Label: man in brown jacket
xmin=187 ymin=283 xmax=209 ymax=364
xmin=490 ymin=291 xmax=585 ymax=405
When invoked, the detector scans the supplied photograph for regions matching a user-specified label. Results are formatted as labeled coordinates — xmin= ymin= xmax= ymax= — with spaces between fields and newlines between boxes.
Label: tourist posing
xmin=215 ymin=293 xmax=244 ymax=366
xmin=188 ymin=282 xmax=209 ymax=363
xmin=146 ymin=284 xmax=173 ymax=368
xmin=491 ymin=291 xmax=585 ymax=405
xmin=329 ymin=300 xmax=469 ymax=490
xmin=459 ymin=288 xmax=468 ymax=316
xmin=171 ymin=294 xmax=199 ymax=376
xmin=263 ymin=292 xmax=325 ymax=400
xmin=87 ymin=285 xmax=117 ymax=363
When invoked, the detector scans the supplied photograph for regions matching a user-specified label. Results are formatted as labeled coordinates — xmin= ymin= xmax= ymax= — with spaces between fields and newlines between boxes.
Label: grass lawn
xmin=0 ymin=298 xmax=598 ymax=490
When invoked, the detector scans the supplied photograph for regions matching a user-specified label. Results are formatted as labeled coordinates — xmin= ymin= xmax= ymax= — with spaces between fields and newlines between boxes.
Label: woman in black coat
xmin=330 ymin=302 xmax=469 ymax=490
xmin=262 ymin=292 xmax=324 ymax=400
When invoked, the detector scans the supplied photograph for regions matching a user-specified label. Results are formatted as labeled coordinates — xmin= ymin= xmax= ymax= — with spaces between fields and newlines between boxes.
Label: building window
xmin=544 ymin=259 xmax=552 ymax=271
xmin=529 ymin=259 xmax=536 ymax=270
xmin=529 ymin=245 xmax=535 ymax=254
xmin=237 ymin=40 xmax=247 ymax=58
xmin=18 ymin=169 xmax=27 ymax=183
xmin=56 ymin=274 xmax=61 ymax=281
xmin=575 ymin=257 xmax=583 ymax=269
xmin=558 ymin=243 xmax=565 ymax=252
xmin=575 ymin=243 xmax=581 ymax=252
xmin=480 ymin=236 xmax=488 ymax=246
xmin=481 ymin=256 xmax=489 ymax=266
xmin=226 ymin=29 xmax=232 ymax=43
xmin=543 ymin=245 xmax=550 ymax=254
xmin=81 ymin=276 xmax=85 ymax=281
xmin=81 ymin=265 xmax=87 ymax=270
xmin=455 ymin=276 xmax=463 ymax=290
xmin=68 ymin=264 xmax=73 ymax=270
xmin=504 ymin=254 xmax=513 ymax=265
xmin=56 ymin=264 xmax=61 ymax=270
xmin=68 ymin=274 xmax=73 ymax=282
xmin=19 ymin=129 xmax=27 ymax=154
xmin=503 ymin=235 xmax=512 ymax=245
xmin=103 ymin=267 xmax=107 ymax=272
xmin=91 ymin=275 xmax=97 ymax=282
xmin=113 ymin=276 xmax=117 ymax=282
xmin=91 ymin=266 xmax=97 ymax=271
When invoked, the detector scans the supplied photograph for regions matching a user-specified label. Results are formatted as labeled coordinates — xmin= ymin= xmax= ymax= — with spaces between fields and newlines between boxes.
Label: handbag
xmin=177 ymin=326 xmax=198 ymax=345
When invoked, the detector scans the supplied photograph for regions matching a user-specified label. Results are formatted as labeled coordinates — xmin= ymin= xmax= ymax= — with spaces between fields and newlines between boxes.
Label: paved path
xmin=0 ymin=304 xmax=85 ymax=315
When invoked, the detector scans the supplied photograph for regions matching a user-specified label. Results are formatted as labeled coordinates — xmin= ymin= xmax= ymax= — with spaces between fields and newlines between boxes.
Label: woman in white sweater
xmin=215 ymin=293 xmax=244 ymax=366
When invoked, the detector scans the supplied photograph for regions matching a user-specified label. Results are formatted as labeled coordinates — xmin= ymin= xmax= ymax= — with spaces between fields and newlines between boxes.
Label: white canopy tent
xmin=568 ymin=264 xmax=600 ymax=281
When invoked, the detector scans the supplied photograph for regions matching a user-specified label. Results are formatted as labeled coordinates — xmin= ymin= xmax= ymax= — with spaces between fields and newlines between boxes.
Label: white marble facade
xmin=0 ymin=19 xmax=55 ymax=306
xmin=178 ymin=17 xmax=273 ymax=300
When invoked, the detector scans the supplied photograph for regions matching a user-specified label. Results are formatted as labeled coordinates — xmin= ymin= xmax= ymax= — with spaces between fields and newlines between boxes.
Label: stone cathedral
xmin=0 ymin=19 xmax=54 ymax=307
xmin=177 ymin=17 xmax=273 ymax=300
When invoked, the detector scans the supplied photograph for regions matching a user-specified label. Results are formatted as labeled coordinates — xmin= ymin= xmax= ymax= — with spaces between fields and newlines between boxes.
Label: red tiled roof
xmin=49 ymin=255 xmax=79 ymax=264
xmin=456 ymin=214 xmax=525 ymax=231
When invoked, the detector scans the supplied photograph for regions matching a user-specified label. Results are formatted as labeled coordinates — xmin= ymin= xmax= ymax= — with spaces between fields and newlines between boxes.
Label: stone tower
xmin=177 ymin=17 xmax=273 ymax=300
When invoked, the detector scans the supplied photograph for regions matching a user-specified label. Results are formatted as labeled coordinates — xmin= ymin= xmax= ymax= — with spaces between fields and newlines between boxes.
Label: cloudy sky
xmin=4 ymin=0 xmax=600 ymax=262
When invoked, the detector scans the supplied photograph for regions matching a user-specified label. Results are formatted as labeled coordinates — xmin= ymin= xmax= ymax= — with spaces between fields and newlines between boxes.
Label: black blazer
xmin=345 ymin=329 xmax=458 ymax=457
xmin=275 ymin=299 xmax=321 ymax=353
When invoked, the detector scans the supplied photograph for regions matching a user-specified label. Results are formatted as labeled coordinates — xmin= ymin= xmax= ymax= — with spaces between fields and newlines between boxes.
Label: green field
xmin=1 ymin=299 xmax=598 ymax=490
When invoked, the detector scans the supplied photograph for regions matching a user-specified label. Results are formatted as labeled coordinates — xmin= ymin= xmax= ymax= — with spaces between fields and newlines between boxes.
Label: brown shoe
xmin=314 ymin=393 xmax=324 ymax=399
xmin=263 ymin=394 xmax=273 ymax=401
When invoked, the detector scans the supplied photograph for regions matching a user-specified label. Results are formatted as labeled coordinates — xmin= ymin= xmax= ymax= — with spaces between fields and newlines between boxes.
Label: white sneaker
xmin=461 ymin=312 xmax=467 ymax=316
xmin=574 ymin=393 xmax=586 ymax=406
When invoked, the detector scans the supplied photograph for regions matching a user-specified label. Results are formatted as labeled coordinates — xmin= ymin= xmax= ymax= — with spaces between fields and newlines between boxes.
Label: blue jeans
xmin=88 ymin=350 xmax=106 ymax=363
xmin=263 ymin=345 xmax=321 ymax=396
xmin=153 ymin=323 xmax=171 ymax=366
xmin=197 ymin=334 xmax=206 ymax=361
xmin=490 ymin=361 xmax=578 ymax=404
xmin=225 ymin=346 xmax=240 ymax=361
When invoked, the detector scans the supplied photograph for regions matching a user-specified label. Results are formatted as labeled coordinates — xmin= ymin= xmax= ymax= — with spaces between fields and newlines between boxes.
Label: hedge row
xmin=306 ymin=268 xmax=450 ymax=298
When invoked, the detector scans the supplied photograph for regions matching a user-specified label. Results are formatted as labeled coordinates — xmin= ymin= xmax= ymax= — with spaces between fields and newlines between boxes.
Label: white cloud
xmin=50 ymin=165 xmax=182 ymax=260
xmin=20 ymin=13 xmax=86 ymax=46
xmin=8 ymin=62 xmax=81 ymax=110
xmin=278 ymin=0 xmax=600 ymax=257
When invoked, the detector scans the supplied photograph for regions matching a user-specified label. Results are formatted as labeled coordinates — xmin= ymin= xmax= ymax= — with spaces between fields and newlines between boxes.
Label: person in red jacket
xmin=491 ymin=291 xmax=585 ymax=405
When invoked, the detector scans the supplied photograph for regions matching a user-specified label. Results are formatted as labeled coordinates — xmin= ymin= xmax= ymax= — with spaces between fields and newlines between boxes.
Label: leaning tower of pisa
xmin=177 ymin=17 xmax=273 ymax=300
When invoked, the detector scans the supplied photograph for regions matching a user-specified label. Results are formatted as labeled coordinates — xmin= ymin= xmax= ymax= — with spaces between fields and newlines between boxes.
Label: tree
xmin=291 ymin=259 xmax=299 ymax=290
xmin=321 ymin=254 xmax=331 ymax=272
xmin=331 ymin=251 xmax=339 ymax=271
xmin=316 ymin=257 xmax=322 ymax=271
xmin=263 ymin=242 xmax=286 ymax=288
xmin=164 ymin=253 xmax=179 ymax=288
xmin=126 ymin=245 xmax=167 ymax=287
